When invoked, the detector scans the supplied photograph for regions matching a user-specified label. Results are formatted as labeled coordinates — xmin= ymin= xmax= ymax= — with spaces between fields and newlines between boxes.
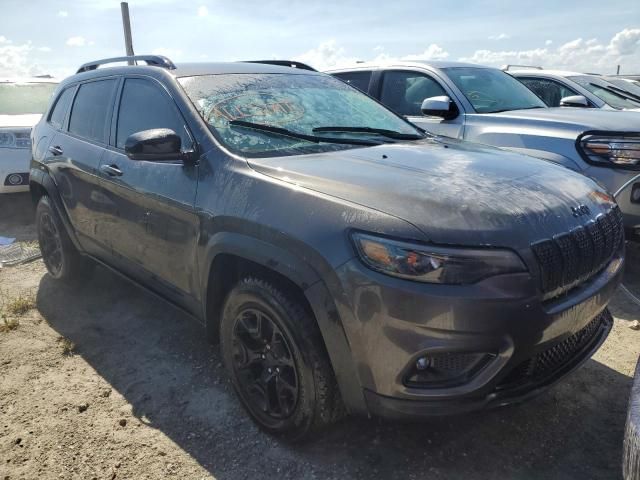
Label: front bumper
xmin=333 ymin=248 xmax=623 ymax=418
xmin=0 ymin=147 xmax=30 ymax=193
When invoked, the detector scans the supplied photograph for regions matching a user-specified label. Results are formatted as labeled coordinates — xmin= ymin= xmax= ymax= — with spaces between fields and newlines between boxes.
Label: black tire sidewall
xmin=36 ymin=196 xmax=76 ymax=281
xmin=220 ymin=281 xmax=317 ymax=437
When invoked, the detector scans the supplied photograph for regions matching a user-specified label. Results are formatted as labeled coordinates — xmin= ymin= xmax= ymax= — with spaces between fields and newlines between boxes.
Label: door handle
xmin=100 ymin=164 xmax=123 ymax=177
xmin=48 ymin=145 xmax=63 ymax=156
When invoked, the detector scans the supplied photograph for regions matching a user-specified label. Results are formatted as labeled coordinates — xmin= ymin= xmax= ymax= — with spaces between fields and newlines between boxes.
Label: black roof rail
xmin=242 ymin=60 xmax=317 ymax=72
xmin=76 ymin=55 xmax=176 ymax=74
xmin=502 ymin=64 xmax=543 ymax=71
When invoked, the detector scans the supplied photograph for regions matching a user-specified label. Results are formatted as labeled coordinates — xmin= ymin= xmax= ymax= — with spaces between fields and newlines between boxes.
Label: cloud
xmin=37 ymin=47 xmax=52 ymax=52
xmin=545 ymin=40 xmax=553 ymax=46
xmin=488 ymin=33 xmax=510 ymax=41
xmin=401 ymin=44 xmax=449 ymax=61
xmin=294 ymin=40 xmax=361 ymax=70
xmin=66 ymin=36 xmax=87 ymax=47
xmin=0 ymin=40 xmax=35 ymax=77
xmin=197 ymin=5 xmax=209 ymax=17
xmin=57 ymin=10 xmax=68 ymax=17
xmin=295 ymin=40 xmax=449 ymax=70
xmin=460 ymin=28 xmax=640 ymax=73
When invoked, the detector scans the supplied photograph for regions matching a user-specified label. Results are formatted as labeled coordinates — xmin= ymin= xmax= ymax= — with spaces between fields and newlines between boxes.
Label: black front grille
xmin=498 ymin=309 xmax=612 ymax=389
xmin=532 ymin=206 xmax=623 ymax=297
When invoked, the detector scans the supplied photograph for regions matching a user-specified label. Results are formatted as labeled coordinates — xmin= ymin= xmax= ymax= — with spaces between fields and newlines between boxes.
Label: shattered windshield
xmin=444 ymin=67 xmax=547 ymax=113
xmin=178 ymin=73 xmax=423 ymax=157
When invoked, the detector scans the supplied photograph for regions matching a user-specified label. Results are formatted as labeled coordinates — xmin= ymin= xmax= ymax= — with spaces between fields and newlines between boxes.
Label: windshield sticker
xmin=206 ymin=92 xmax=305 ymax=126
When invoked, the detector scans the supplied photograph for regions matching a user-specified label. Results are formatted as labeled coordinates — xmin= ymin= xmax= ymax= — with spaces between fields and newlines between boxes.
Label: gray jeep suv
xmin=31 ymin=56 xmax=623 ymax=438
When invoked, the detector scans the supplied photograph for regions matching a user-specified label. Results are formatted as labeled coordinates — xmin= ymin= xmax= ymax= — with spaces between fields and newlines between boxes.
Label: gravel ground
xmin=1 ymin=192 xmax=639 ymax=480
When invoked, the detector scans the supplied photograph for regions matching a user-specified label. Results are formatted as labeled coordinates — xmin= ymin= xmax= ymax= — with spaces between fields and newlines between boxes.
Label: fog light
xmin=405 ymin=352 xmax=496 ymax=388
xmin=631 ymin=183 xmax=640 ymax=204
xmin=416 ymin=356 xmax=431 ymax=371
xmin=7 ymin=174 xmax=23 ymax=185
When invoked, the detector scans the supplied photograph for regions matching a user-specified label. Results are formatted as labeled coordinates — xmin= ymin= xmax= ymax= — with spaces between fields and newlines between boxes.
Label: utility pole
xmin=617 ymin=64 xmax=621 ymax=75
xmin=120 ymin=2 xmax=135 ymax=64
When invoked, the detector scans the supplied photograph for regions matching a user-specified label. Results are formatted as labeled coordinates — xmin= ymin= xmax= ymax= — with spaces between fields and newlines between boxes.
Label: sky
xmin=1 ymin=0 xmax=639 ymax=78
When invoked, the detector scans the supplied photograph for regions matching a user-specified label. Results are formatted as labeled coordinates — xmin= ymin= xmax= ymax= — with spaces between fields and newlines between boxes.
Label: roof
xmin=172 ymin=62 xmax=321 ymax=77
xmin=325 ymin=59 xmax=484 ymax=73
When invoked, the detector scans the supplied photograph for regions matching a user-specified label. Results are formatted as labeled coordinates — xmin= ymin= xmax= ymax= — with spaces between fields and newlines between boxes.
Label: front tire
xmin=36 ymin=195 xmax=92 ymax=282
xmin=220 ymin=277 xmax=343 ymax=439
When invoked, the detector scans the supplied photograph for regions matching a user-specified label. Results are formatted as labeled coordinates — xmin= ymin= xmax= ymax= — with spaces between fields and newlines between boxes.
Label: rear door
xmin=98 ymin=76 xmax=199 ymax=301
xmin=376 ymin=70 xmax=464 ymax=138
xmin=45 ymin=78 xmax=119 ymax=258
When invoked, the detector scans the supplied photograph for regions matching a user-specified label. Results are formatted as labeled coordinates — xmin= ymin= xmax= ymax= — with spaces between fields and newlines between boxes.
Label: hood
xmin=0 ymin=114 xmax=42 ymax=128
xmin=248 ymin=137 xmax=616 ymax=249
xmin=476 ymin=107 xmax=640 ymax=136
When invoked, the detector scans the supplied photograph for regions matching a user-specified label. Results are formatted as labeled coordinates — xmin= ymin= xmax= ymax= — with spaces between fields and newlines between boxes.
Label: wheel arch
xmin=201 ymin=232 xmax=368 ymax=415
xmin=29 ymin=168 xmax=82 ymax=251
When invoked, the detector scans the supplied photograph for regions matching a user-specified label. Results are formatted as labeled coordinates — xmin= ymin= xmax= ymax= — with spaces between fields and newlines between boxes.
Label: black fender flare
xmin=29 ymin=167 xmax=83 ymax=251
xmin=200 ymin=232 xmax=368 ymax=415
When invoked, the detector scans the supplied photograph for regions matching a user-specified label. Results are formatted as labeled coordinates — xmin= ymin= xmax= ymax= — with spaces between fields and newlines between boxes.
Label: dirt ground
xmin=1 ymin=193 xmax=639 ymax=480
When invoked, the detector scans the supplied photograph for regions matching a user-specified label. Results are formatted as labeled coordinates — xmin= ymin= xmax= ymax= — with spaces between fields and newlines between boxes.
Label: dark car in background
xmin=30 ymin=55 xmax=624 ymax=438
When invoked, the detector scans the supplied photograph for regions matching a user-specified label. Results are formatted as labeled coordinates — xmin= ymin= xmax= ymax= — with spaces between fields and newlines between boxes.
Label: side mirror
xmin=420 ymin=96 xmax=459 ymax=120
xmin=559 ymin=95 xmax=590 ymax=108
xmin=125 ymin=128 xmax=194 ymax=162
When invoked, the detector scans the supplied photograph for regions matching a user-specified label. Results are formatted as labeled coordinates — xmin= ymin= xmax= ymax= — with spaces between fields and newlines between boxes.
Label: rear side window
xmin=333 ymin=71 xmax=372 ymax=93
xmin=116 ymin=78 xmax=189 ymax=149
xmin=68 ymin=79 xmax=117 ymax=144
xmin=380 ymin=71 xmax=447 ymax=116
xmin=518 ymin=77 xmax=578 ymax=107
xmin=48 ymin=87 xmax=75 ymax=130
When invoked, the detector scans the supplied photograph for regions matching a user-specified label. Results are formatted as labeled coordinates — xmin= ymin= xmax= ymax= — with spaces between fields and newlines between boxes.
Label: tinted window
xmin=178 ymin=73 xmax=423 ymax=158
xmin=116 ymin=78 xmax=189 ymax=149
xmin=444 ymin=67 xmax=546 ymax=113
xmin=518 ymin=78 xmax=578 ymax=107
xmin=48 ymin=87 xmax=75 ymax=130
xmin=68 ymin=80 xmax=117 ymax=143
xmin=380 ymin=71 xmax=447 ymax=116
xmin=333 ymin=71 xmax=372 ymax=93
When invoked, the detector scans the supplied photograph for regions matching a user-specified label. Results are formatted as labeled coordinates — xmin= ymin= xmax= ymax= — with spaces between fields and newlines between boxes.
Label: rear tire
xmin=36 ymin=195 xmax=93 ymax=282
xmin=220 ymin=277 xmax=343 ymax=440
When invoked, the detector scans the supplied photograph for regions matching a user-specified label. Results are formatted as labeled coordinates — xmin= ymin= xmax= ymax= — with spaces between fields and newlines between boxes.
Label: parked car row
xmin=328 ymin=61 xmax=640 ymax=239
xmin=29 ymin=55 xmax=626 ymax=438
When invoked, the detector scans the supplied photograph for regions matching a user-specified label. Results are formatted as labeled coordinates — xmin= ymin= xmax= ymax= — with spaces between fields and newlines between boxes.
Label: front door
xmin=98 ymin=77 xmax=199 ymax=300
xmin=377 ymin=70 xmax=464 ymax=138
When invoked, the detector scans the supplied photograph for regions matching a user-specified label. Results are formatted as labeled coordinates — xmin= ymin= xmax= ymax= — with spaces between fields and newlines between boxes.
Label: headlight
xmin=0 ymin=128 xmax=31 ymax=149
xmin=578 ymin=133 xmax=640 ymax=169
xmin=351 ymin=232 xmax=527 ymax=284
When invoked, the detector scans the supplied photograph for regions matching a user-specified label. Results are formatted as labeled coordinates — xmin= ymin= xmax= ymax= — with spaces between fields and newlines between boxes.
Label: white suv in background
xmin=0 ymin=77 xmax=58 ymax=193
xmin=327 ymin=61 xmax=640 ymax=238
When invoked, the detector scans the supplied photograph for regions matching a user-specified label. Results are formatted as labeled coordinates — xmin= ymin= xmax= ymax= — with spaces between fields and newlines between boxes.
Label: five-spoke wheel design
xmin=231 ymin=308 xmax=299 ymax=421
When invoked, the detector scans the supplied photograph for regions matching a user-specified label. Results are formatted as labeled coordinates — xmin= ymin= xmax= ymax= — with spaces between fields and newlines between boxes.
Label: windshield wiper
xmin=229 ymin=120 xmax=381 ymax=146
xmin=590 ymin=83 xmax=640 ymax=103
xmin=486 ymin=106 xmax=544 ymax=113
xmin=312 ymin=126 xmax=424 ymax=140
